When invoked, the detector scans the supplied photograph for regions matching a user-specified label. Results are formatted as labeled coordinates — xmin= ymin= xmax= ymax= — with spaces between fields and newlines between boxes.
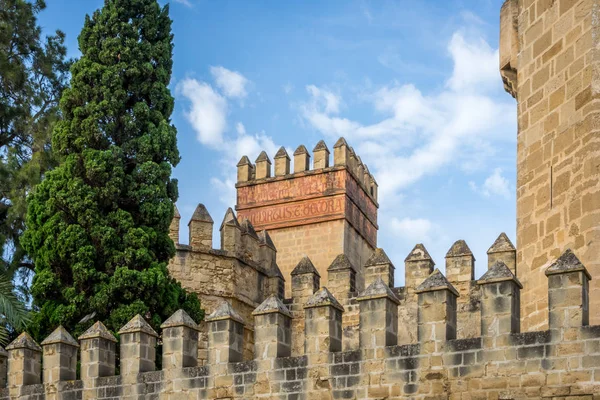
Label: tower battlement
xmin=235 ymin=138 xmax=379 ymax=297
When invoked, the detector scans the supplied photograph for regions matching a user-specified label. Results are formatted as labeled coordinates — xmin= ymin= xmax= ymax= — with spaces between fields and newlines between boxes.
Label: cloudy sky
xmin=39 ymin=0 xmax=517 ymax=284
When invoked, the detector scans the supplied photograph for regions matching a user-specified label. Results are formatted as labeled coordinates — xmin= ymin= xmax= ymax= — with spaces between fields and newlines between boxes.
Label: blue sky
xmin=39 ymin=0 xmax=516 ymax=284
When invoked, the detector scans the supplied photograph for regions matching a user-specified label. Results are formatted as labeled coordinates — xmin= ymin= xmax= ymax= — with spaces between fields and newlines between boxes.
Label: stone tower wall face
xmin=235 ymin=141 xmax=379 ymax=297
xmin=502 ymin=0 xmax=600 ymax=331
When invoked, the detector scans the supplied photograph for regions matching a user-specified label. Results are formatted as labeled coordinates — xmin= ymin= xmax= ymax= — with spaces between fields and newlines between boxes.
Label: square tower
xmin=235 ymin=139 xmax=378 ymax=296
xmin=500 ymin=0 xmax=599 ymax=330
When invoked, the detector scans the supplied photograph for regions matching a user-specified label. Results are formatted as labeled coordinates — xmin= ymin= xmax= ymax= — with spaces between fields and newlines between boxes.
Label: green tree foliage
xmin=0 ymin=0 xmax=69 ymax=296
xmin=22 ymin=0 xmax=203 ymax=339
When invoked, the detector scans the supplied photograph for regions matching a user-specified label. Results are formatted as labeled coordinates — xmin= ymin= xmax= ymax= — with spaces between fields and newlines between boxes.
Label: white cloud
xmin=298 ymin=31 xmax=515 ymax=205
xmin=390 ymin=217 xmax=438 ymax=243
xmin=177 ymin=78 xmax=227 ymax=147
xmin=173 ymin=0 xmax=193 ymax=7
xmin=470 ymin=168 xmax=511 ymax=199
xmin=236 ymin=122 xmax=246 ymax=135
xmin=210 ymin=66 xmax=249 ymax=99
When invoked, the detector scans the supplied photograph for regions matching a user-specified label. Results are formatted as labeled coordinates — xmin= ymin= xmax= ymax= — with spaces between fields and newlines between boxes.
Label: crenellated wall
xmin=235 ymin=138 xmax=378 ymax=297
xmin=2 ymin=248 xmax=599 ymax=399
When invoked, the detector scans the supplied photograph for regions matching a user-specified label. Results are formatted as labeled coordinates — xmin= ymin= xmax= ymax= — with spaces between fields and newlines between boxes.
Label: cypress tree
xmin=21 ymin=0 xmax=203 ymax=338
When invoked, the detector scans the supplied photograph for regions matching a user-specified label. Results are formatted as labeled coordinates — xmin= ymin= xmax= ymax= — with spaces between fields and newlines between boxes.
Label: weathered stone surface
xmin=118 ymin=315 xmax=158 ymax=337
xmin=404 ymin=243 xmax=433 ymax=262
xmin=415 ymin=269 xmax=459 ymax=296
xmin=365 ymin=248 xmax=393 ymax=266
xmin=291 ymin=256 xmax=320 ymax=277
xmin=357 ymin=277 xmax=399 ymax=304
xmin=161 ymin=309 xmax=198 ymax=330
xmin=6 ymin=332 xmax=41 ymax=352
xmin=206 ymin=302 xmax=244 ymax=323
xmin=545 ymin=249 xmax=591 ymax=279
xmin=255 ymin=151 xmax=271 ymax=163
xmin=236 ymin=155 xmax=251 ymax=166
xmin=305 ymin=287 xmax=344 ymax=311
xmin=327 ymin=254 xmax=356 ymax=272
xmin=487 ymin=232 xmax=515 ymax=253
xmin=445 ymin=240 xmax=473 ymax=258
xmin=478 ymin=260 xmax=523 ymax=288
xmin=313 ymin=140 xmax=329 ymax=152
xmin=293 ymin=145 xmax=309 ymax=155
xmin=252 ymin=294 xmax=292 ymax=317
xmin=190 ymin=203 xmax=213 ymax=223
xmin=274 ymin=146 xmax=290 ymax=160
xmin=78 ymin=321 xmax=117 ymax=342
xmin=41 ymin=326 xmax=79 ymax=347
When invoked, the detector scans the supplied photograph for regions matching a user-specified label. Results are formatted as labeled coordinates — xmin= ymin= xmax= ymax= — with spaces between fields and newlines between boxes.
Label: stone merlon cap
xmin=545 ymin=249 xmax=591 ymax=280
xmin=487 ymin=233 xmax=516 ymax=254
xmin=327 ymin=254 xmax=356 ymax=272
xmin=333 ymin=137 xmax=348 ymax=148
xmin=6 ymin=332 xmax=42 ymax=352
xmin=291 ymin=256 xmax=321 ymax=277
xmin=268 ymin=259 xmax=284 ymax=279
xmin=241 ymin=218 xmax=259 ymax=239
xmin=161 ymin=309 xmax=198 ymax=330
xmin=274 ymin=146 xmax=290 ymax=160
xmin=41 ymin=325 xmax=79 ymax=347
xmin=293 ymin=145 xmax=310 ymax=156
xmin=405 ymin=243 xmax=434 ymax=263
xmin=446 ymin=240 xmax=474 ymax=259
xmin=259 ymin=230 xmax=277 ymax=250
xmin=305 ymin=287 xmax=344 ymax=311
xmin=477 ymin=261 xmax=523 ymax=288
xmin=237 ymin=155 xmax=252 ymax=167
xmin=415 ymin=269 xmax=459 ymax=296
xmin=118 ymin=315 xmax=158 ymax=337
xmin=189 ymin=203 xmax=213 ymax=223
xmin=253 ymin=295 xmax=292 ymax=317
xmin=255 ymin=151 xmax=271 ymax=164
xmin=220 ymin=207 xmax=240 ymax=231
xmin=365 ymin=248 xmax=394 ymax=268
xmin=78 ymin=321 xmax=117 ymax=342
xmin=206 ymin=302 xmax=244 ymax=323
xmin=173 ymin=205 xmax=181 ymax=219
xmin=357 ymin=277 xmax=400 ymax=304
xmin=313 ymin=140 xmax=330 ymax=152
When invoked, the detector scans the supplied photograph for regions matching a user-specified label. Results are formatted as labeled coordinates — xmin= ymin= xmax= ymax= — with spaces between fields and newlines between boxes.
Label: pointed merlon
xmin=259 ymin=230 xmax=276 ymax=250
xmin=305 ymin=287 xmax=344 ymax=311
xmin=404 ymin=243 xmax=434 ymax=263
xmin=365 ymin=248 xmax=394 ymax=267
xmin=487 ymin=233 xmax=516 ymax=254
xmin=220 ymin=207 xmax=240 ymax=231
xmin=477 ymin=261 xmax=523 ymax=288
xmin=6 ymin=332 xmax=42 ymax=352
xmin=313 ymin=140 xmax=329 ymax=152
xmin=333 ymin=137 xmax=348 ymax=148
xmin=206 ymin=302 xmax=245 ymax=323
xmin=237 ymin=155 xmax=252 ymax=167
xmin=241 ymin=218 xmax=259 ymax=239
xmin=268 ymin=259 xmax=284 ymax=279
xmin=446 ymin=240 xmax=474 ymax=258
xmin=118 ymin=315 xmax=158 ymax=337
xmin=190 ymin=203 xmax=213 ymax=223
xmin=293 ymin=145 xmax=310 ymax=156
xmin=357 ymin=276 xmax=400 ymax=304
xmin=41 ymin=325 xmax=79 ymax=347
xmin=327 ymin=254 xmax=356 ymax=272
xmin=415 ymin=269 xmax=459 ymax=296
xmin=255 ymin=151 xmax=271 ymax=163
xmin=161 ymin=309 xmax=198 ymax=330
xmin=291 ymin=256 xmax=321 ymax=277
xmin=173 ymin=205 xmax=181 ymax=219
xmin=78 ymin=321 xmax=118 ymax=342
xmin=274 ymin=146 xmax=290 ymax=160
xmin=253 ymin=294 xmax=292 ymax=317
xmin=545 ymin=249 xmax=591 ymax=279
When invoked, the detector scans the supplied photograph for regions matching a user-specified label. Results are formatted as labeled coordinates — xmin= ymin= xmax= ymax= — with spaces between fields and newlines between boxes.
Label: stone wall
xmin=501 ymin=0 xmax=600 ymax=331
xmin=1 ymin=248 xmax=598 ymax=399
xmin=235 ymin=138 xmax=378 ymax=297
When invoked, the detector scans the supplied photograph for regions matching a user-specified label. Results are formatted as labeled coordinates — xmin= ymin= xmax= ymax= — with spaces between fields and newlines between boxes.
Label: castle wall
xmin=3 ymin=248 xmax=598 ymax=400
xmin=501 ymin=0 xmax=600 ymax=331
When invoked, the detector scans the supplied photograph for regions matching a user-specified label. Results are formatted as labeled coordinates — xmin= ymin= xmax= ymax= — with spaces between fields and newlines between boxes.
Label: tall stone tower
xmin=235 ymin=139 xmax=378 ymax=296
xmin=500 ymin=0 xmax=599 ymax=330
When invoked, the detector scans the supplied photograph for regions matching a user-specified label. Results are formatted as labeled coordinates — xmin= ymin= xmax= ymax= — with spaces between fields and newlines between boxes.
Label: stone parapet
xmin=2 ymin=248 xmax=599 ymax=399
